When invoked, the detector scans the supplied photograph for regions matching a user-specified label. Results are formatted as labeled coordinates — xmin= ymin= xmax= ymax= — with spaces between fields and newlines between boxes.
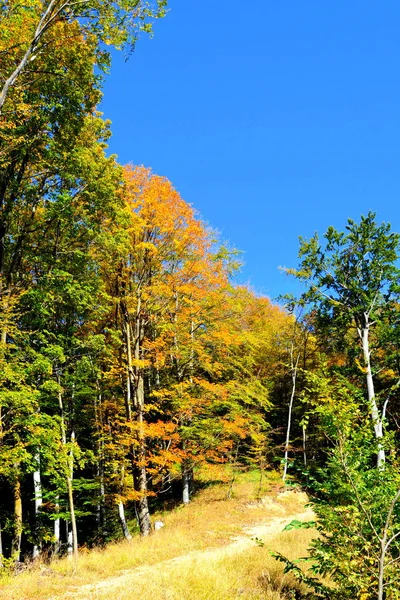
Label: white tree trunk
xmin=361 ymin=323 xmax=385 ymax=466
xmin=0 ymin=0 xmax=61 ymax=113
xmin=302 ymin=425 xmax=307 ymax=467
xmin=182 ymin=468 xmax=190 ymax=505
xmin=68 ymin=427 xmax=78 ymax=557
xmin=283 ymin=346 xmax=300 ymax=481
xmin=32 ymin=449 xmax=43 ymax=559
xmin=54 ymin=501 xmax=60 ymax=555
xmin=118 ymin=502 xmax=132 ymax=540
xmin=67 ymin=523 xmax=73 ymax=557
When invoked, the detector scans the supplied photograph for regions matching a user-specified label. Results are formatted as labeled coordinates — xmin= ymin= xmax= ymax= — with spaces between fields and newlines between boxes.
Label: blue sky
xmin=101 ymin=0 xmax=400 ymax=300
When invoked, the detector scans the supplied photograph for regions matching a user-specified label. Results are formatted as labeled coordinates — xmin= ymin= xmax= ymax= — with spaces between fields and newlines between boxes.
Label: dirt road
xmin=56 ymin=493 xmax=314 ymax=600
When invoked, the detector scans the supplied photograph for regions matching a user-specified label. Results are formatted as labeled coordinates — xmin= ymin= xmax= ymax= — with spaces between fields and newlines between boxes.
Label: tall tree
xmin=287 ymin=212 xmax=400 ymax=466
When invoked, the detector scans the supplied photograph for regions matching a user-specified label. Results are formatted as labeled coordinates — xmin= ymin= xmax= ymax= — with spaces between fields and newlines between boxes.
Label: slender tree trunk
xmin=0 ymin=0 xmax=60 ymax=113
xmin=93 ymin=376 xmax=106 ymax=536
xmin=32 ymin=449 xmax=42 ymax=559
xmin=283 ymin=346 xmax=300 ymax=481
xmin=117 ymin=466 xmax=132 ymax=540
xmin=182 ymin=462 xmax=191 ymax=505
xmin=302 ymin=425 xmax=307 ymax=467
xmin=133 ymin=296 xmax=151 ymax=536
xmin=377 ymin=488 xmax=400 ymax=600
xmin=135 ymin=403 xmax=151 ymax=536
xmin=118 ymin=501 xmax=132 ymax=540
xmin=68 ymin=427 xmax=78 ymax=557
xmin=360 ymin=322 xmax=385 ymax=466
xmin=378 ymin=540 xmax=385 ymax=600
xmin=53 ymin=497 xmax=60 ymax=555
xmin=122 ymin=306 xmax=151 ymax=536
xmin=12 ymin=468 xmax=23 ymax=563
xmin=67 ymin=522 xmax=73 ymax=557
xmin=58 ymin=379 xmax=78 ymax=557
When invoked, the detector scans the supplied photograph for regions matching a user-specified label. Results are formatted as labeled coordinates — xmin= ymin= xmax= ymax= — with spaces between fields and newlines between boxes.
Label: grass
xmin=91 ymin=528 xmax=316 ymax=600
xmin=0 ymin=466 xmax=316 ymax=599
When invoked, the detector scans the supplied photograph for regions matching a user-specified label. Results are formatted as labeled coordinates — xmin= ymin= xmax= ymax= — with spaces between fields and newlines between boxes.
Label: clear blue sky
xmin=101 ymin=0 xmax=400 ymax=300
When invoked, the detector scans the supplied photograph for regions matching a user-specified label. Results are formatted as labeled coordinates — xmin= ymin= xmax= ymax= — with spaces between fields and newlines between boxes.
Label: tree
xmin=287 ymin=212 xmax=400 ymax=466
xmin=0 ymin=0 xmax=167 ymax=113
xmin=280 ymin=213 xmax=400 ymax=598
xmin=99 ymin=166 xmax=232 ymax=534
xmin=298 ymin=366 xmax=400 ymax=599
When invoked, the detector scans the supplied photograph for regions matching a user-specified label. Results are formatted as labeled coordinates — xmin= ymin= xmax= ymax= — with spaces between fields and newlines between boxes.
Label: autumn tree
xmin=0 ymin=0 xmax=167 ymax=113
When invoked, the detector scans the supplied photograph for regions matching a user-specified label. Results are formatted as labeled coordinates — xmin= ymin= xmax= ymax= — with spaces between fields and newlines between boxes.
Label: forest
xmin=1 ymin=2 xmax=400 ymax=599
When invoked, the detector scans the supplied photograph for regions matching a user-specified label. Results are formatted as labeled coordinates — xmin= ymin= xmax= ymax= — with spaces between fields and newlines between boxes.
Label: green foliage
xmin=284 ymin=214 xmax=400 ymax=599
xmin=272 ymin=552 xmax=333 ymax=599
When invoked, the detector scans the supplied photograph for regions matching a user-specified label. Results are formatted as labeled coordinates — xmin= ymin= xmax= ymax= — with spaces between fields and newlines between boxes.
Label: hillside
xmin=0 ymin=470 xmax=315 ymax=600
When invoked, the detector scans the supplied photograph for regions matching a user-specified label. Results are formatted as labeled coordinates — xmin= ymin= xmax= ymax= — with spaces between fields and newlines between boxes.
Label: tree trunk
xmin=67 ymin=523 xmax=73 ymax=557
xmin=68 ymin=428 xmax=78 ymax=557
xmin=182 ymin=464 xmax=191 ymax=505
xmin=361 ymin=323 xmax=385 ymax=466
xmin=93 ymin=376 xmax=106 ymax=536
xmin=377 ymin=488 xmax=400 ymax=600
xmin=135 ymin=404 xmax=151 ymax=536
xmin=0 ymin=0 xmax=59 ymax=113
xmin=133 ymin=297 xmax=151 ymax=537
xmin=53 ymin=498 xmax=60 ymax=555
xmin=58 ymin=379 xmax=78 ymax=557
xmin=118 ymin=501 xmax=132 ymax=540
xmin=32 ymin=449 xmax=42 ymax=559
xmin=283 ymin=346 xmax=300 ymax=481
xmin=302 ymin=425 xmax=307 ymax=467
xmin=12 ymin=469 xmax=23 ymax=563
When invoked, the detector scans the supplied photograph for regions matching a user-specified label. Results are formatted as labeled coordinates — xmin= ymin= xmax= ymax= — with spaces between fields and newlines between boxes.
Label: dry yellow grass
xmin=0 ymin=468 xmax=316 ymax=600
xmin=59 ymin=528 xmax=315 ymax=600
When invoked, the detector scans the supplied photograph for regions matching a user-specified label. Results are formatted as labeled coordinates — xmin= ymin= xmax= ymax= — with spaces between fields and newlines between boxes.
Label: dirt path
xmin=56 ymin=500 xmax=314 ymax=600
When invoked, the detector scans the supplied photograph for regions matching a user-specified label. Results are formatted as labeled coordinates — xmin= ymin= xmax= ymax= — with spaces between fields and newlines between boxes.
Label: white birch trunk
xmin=0 ymin=0 xmax=63 ymax=113
xmin=67 ymin=525 xmax=73 ymax=557
xmin=68 ymin=427 xmax=78 ymax=556
xmin=360 ymin=321 xmax=385 ymax=466
xmin=118 ymin=502 xmax=132 ymax=540
xmin=283 ymin=346 xmax=300 ymax=481
xmin=54 ymin=500 xmax=60 ymax=555
xmin=182 ymin=468 xmax=190 ymax=505
xmin=32 ymin=449 xmax=43 ymax=559
xmin=302 ymin=425 xmax=307 ymax=467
